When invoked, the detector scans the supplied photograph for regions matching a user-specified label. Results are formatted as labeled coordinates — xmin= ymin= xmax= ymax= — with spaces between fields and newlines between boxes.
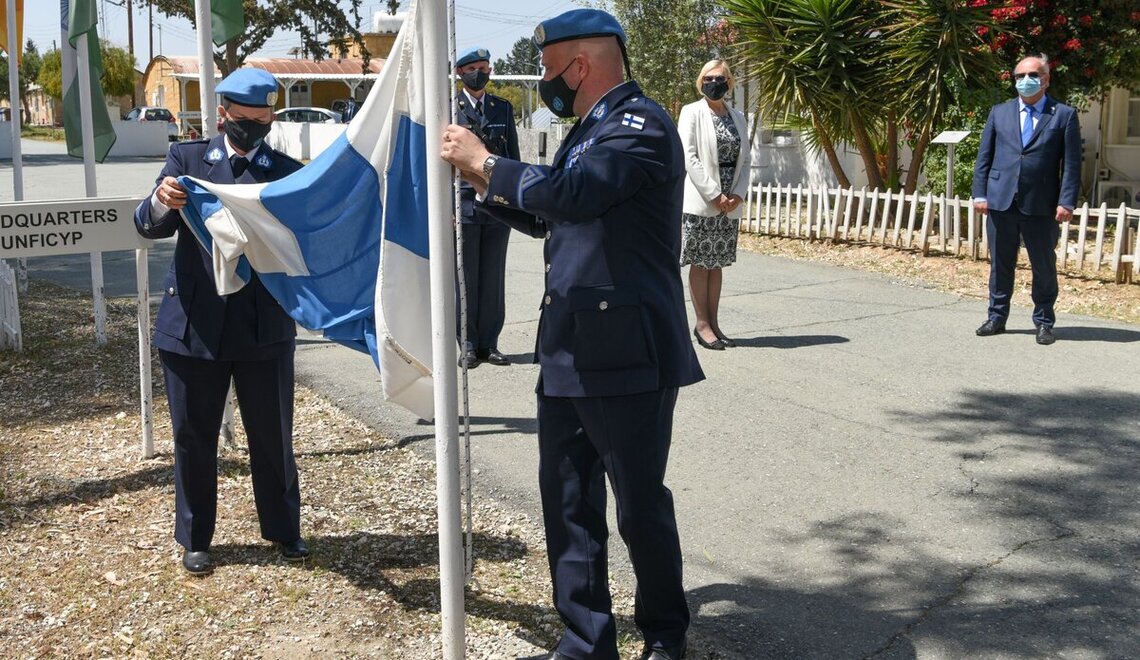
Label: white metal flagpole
xmin=421 ymin=0 xmax=465 ymax=656
xmin=7 ymin=0 xmax=23 ymax=204
xmin=193 ymin=0 xmax=217 ymax=139
xmin=8 ymin=0 xmax=27 ymax=299
xmin=76 ymin=32 xmax=106 ymax=345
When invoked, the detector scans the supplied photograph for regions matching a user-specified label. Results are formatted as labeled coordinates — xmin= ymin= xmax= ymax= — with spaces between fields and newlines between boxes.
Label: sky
xmin=23 ymin=0 xmax=585 ymax=68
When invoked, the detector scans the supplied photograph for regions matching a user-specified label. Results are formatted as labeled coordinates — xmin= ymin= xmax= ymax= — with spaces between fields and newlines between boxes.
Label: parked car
xmin=125 ymin=106 xmax=180 ymax=141
xmin=274 ymin=107 xmax=342 ymax=124
xmin=330 ymin=99 xmax=360 ymax=122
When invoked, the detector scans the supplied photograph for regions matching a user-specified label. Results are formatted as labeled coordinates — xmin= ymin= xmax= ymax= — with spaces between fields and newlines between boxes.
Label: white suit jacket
xmin=678 ymin=99 xmax=752 ymax=218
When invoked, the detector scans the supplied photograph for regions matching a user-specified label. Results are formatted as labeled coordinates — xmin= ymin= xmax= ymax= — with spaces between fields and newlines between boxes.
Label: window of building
xmin=1128 ymin=90 xmax=1140 ymax=141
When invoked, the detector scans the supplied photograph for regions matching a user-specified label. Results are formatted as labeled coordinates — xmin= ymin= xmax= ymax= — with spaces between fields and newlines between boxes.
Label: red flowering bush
xmin=973 ymin=0 xmax=1140 ymax=99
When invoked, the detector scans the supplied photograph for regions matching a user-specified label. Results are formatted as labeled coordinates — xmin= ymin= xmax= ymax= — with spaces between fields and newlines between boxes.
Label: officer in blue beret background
xmin=442 ymin=9 xmax=702 ymax=660
xmin=454 ymin=47 xmax=521 ymax=369
xmin=134 ymin=67 xmax=309 ymax=577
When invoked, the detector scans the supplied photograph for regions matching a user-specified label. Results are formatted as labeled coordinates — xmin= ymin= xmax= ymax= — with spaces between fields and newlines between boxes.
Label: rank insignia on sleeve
xmin=621 ymin=113 xmax=645 ymax=131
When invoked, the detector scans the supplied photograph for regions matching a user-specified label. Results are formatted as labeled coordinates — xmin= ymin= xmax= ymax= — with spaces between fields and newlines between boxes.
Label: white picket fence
xmin=0 ymin=259 xmax=22 ymax=351
xmin=743 ymin=183 xmax=1140 ymax=283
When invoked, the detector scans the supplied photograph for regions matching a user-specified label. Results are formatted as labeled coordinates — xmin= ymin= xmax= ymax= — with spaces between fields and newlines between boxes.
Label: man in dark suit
xmin=972 ymin=54 xmax=1082 ymax=345
xmin=134 ymin=68 xmax=309 ymax=576
xmin=454 ymin=47 xmax=520 ymax=369
xmin=442 ymin=9 xmax=703 ymax=660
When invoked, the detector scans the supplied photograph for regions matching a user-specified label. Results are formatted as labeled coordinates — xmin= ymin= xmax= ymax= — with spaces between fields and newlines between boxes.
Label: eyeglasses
xmin=1013 ymin=72 xmax=1041 ymax=80
xmin=703 ymin=75 xmax=727 ymax=83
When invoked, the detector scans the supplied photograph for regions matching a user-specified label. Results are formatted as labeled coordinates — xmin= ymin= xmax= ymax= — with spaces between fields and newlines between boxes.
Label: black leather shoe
xmin=276 ymin=538 xmax=310 ymax=562
xmin=640 ymin=642 xmax=687 ymax=660
xmin=458 ymin=349 xmax=480 ymax=369
xmin=1036 ymin=325 xmax=1056 ymax=345
xmin=715 ymin=331 xmax=736 ymax=348
xmin=694 ymin=328 xmax=725 ymax=350
xmin=181 ymin=550 xmax=213 ymax=576
xmin=484 ymin=350 xmax=510 ymax=366
xmin=975 ymin=319 xmax=1006 ymax=336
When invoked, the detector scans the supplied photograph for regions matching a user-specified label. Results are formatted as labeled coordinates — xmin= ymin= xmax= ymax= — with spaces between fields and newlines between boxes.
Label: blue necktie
xmin=1021 ymin=106 xmax=1035 ymax=147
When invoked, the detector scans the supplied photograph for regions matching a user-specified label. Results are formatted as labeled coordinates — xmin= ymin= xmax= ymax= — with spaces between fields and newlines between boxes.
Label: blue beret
xmin=533 ymin=9 xmax=626 ymax=50
xmin=457 ymin=47 xmax=491 ymax=68
xmin=216 ymin=68 xmax=279 ymax=107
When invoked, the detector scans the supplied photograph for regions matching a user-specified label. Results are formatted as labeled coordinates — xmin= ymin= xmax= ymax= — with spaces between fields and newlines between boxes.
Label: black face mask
xmin=224 ymin=116 xmax=272 ymax=152
xmin=702 ymin=80 xmax=729 ymax=101
xmin=461 ymin=70 xmax=489 ymax=92
xmin=538 ymin=60 xmax=580 ymax=119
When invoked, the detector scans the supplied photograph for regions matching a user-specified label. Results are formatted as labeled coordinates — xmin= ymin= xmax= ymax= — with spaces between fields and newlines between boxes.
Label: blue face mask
xmin=1015 ymin=74 xmax=1042 ymax=98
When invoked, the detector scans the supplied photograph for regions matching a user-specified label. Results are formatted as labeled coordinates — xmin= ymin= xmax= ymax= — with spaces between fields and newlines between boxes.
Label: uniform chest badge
xmin=592 ymin=102 xmax=608 ymax=121
xmin=207 ymin=147 xmax=224 ymax=163
xmin=256 ymin=154 xmax=272 ymax=169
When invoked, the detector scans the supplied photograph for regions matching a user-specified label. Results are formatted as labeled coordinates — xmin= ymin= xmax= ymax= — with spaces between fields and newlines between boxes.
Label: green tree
xmin=35 ymin=42 xmax=136 ymax=101
xmin=494 ymin=37 xmax=540 ymax=76
xmin=149 ymin=0 xmax=369 ymax=75
xmin=0 ymin=40 xmax=44 ymax=123
xmin=594 ymin=0 xmax=726 ymax=115
xmin=724 ymin=0 xmax=998 ymax=192
xmin=387 ymin=0 xmax=400 ymax=14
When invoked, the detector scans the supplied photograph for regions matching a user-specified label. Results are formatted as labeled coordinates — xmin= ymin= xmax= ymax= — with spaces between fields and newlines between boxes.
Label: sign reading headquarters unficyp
xmin=0 ymin=197 xmax=153 ymax=259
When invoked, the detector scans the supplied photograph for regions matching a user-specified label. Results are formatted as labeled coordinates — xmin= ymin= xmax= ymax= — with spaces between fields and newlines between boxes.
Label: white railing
xmin=743 ymin=183 xmax=1140 ymax=284
xmin=0 ymin=259 xmax=23 ymax=351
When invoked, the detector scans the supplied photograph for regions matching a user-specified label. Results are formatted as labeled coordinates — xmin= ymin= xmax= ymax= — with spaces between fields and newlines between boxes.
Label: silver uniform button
xmin=545 ymin=263 xmax=551 ymax=272
xmin=598 ymin=301 xmax=609 ymax=311
xmin=544 ymin=295 xmax=552 ymax=306
xmin=545 ymin=230 xmax=552 ymax=239
xmin=167 ymin=287 xmax=175 ymax=295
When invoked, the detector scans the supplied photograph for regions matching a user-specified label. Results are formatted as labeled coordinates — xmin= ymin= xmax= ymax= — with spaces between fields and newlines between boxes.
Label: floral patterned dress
xmin=680 ymin=111 xmax=741 ymax=269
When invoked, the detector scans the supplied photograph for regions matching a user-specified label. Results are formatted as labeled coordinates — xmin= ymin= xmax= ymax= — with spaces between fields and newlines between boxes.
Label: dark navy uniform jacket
xmin=134 ymin=135 xmax=304 ymax=361
xmin=480 ymin=81 xmax=704 ymax=397
xmin=457 ymin=91 xmax=520 ymax=224
xmin=972 ymin=96 xmax=1081 ymax=216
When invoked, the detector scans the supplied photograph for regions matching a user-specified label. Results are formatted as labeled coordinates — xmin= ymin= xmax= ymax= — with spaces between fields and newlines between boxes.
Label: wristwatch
xmin=482 ymin=155 xmax=499 ymax=180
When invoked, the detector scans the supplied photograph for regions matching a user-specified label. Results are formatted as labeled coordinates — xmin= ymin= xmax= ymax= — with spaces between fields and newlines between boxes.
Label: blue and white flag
xmin=177 ymin=0 xmax=434 ymax=419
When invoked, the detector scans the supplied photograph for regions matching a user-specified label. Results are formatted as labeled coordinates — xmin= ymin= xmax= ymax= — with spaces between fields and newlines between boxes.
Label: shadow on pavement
xmin=731 ymin=334 xmax=850 ymax=349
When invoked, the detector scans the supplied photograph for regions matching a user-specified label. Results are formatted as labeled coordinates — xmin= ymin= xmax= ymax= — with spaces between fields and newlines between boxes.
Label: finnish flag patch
xmin=621 ymin=113 xmax=645 ymax=130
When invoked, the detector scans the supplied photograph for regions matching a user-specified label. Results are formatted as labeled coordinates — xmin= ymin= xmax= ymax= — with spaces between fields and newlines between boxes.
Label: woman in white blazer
xmin=678 ymin=59 xmax=751 ymax=350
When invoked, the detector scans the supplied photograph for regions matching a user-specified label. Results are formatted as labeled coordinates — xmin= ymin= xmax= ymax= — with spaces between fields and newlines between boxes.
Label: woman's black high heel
xmin=694 ymin=328 xmax=726 ymax=350
xmin=714 ymin=331 xmax=736 ymax=348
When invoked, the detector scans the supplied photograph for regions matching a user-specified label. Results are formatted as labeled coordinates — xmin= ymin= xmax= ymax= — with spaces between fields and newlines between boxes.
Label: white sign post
xmin=0 ymin=196 xmax=156 ymax=458
xmin=932 ymin=130 xmax=971 ymax=243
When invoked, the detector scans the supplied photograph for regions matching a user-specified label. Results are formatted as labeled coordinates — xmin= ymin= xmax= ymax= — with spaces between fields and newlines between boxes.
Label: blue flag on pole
xmin=177 ymin=0 xmax=434 ymax=420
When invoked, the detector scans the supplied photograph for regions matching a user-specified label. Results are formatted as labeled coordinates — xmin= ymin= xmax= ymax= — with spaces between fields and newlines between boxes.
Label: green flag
xmin=211 ymin=0 xmax=245 ymax=46
xmin=64 ymin=0 xmax=116 ymax=162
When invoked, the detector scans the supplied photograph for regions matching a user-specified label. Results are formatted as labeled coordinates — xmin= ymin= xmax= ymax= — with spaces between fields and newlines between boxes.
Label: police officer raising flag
xmin=134 ymin=68 xmax=309 ymax=578
xmin=454 ymin=47 xmax=521 ymax=369
xmin=442 ymin=9 xmax=702 ymax=660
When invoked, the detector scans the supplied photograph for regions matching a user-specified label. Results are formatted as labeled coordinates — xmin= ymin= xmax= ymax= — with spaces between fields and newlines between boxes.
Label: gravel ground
xmin=0 ymin=281 xmax=649 ymax=659
xmin=2 ymin=233 xmax=1135 ymax=658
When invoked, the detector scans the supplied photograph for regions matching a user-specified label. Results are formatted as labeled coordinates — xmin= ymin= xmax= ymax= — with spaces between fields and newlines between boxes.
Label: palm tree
xmin=877 ymin=0 xmax=998 ymax=193
xmin=724 ymin=0 xmax=1000 ymax=193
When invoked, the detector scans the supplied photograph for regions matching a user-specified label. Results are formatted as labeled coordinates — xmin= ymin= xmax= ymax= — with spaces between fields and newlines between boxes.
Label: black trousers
xmin=537 ymin=387 xmax=689 ymax=659
xmin=456 ymin=221 xmax=511 ymax=353
xmin=160 ymin=350 xmax=300 ymax=551
xmin=987 ymin=208 xmax=1060 ymax=327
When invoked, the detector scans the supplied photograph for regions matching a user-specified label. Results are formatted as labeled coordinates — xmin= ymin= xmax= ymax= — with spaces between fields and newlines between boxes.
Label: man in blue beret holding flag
xmin=454 ymin=47 xmax=520 ymax=369
xmin=442 ymin=8 xmax=702 ymax=660
xmin=134 ymin=67 xmax=309 ymax=577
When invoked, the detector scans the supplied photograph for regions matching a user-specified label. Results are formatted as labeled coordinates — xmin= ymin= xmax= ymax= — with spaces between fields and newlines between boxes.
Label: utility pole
xmin=157 ymin=24 xmax=162 ymax=55
xmin=126 ymin=0 xmax=134 ymax=59
xmin=148 ymin=1 xmax=153 ymax=62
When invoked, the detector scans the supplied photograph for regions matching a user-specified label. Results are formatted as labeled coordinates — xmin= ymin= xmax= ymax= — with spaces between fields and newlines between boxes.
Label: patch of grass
xmin=22 ymin=126 xmax=66 ymax=142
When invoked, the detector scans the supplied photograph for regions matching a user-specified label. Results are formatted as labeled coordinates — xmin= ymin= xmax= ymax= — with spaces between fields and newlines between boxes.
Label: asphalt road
xmin=8 ymin=140 xmax=1140 ymax=659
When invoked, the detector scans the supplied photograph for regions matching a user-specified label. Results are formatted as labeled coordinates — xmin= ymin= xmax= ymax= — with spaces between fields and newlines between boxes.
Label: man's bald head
xmin=541 ymin=36 xmax=626 ymax=118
